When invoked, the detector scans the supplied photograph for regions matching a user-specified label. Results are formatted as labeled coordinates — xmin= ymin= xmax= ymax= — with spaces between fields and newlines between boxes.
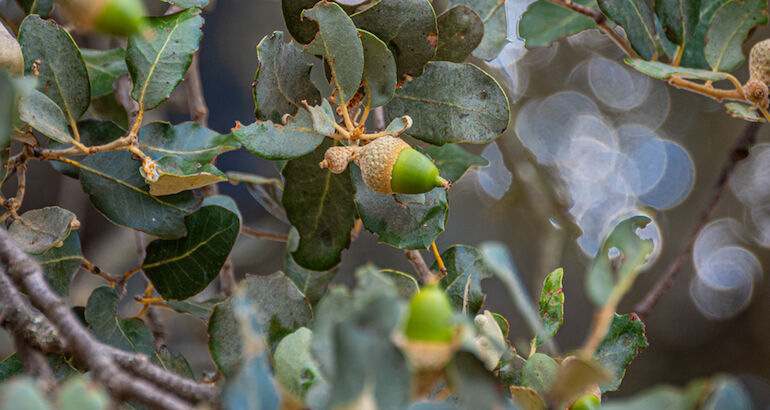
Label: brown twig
xmin=239 ymin=227 xmax=289 ymax=242
xmin=405 ymin=250 xmax=437 ymax=284
xmin=634 ymin=121 xmax=762 ymax=318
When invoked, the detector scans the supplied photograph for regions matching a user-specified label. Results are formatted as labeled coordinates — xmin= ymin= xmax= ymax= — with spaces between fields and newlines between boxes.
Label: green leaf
xmin=594 ymin=313 xmax=648 ymax=392
xmin=353 ymin=165 xmax=448 ymax=249
xmin=144 ymin=156 xmax=227 ymax=195
xmin=519 ymin=0 xmax=598 ymax=47
xmin=433 ymin=5 xmax=484 ymax=62
xmin=597 ymin=0 xmax=658 ymax=60
xmin=0 ymin=355 xmax=22 ymax=383
xmin=680 ymin=0 xmax=732 ymax=68
xmin=351 ymin=0 xmax=437 ymax=79
xmin=535 ymin=268 xmax=564 ymax=345
xmin=166 ymin=298 xmax=222 ymax=320
xmin=704 ymin=0 xmax=768 ymax=72
xmin=0 ymin=354 xmax=78 ymax=384
xmin=160 ymin=0 xmax=208 ymax=7
xmin=81 ymin=48 xmax=127 ymax=98
xmin=303 ymin=2 xmax=363 ymax=103
xmin=143 ymin=196 xmax=240 ymax=300
xmin=0 ymin=377 xmax=51 ymax=410
xmin=285 ymin=236 xmax=338 ymax=306
xmin=230 ymin=172 xmax=287 ymax=223
xmin=0 ymin=70 xmax=14 ymax=155
xmin=379 ymin=269 xmax=419 ymax=299
xmin=50 ymin=119 xmax=123 ymax=178
xmin=208 ymin=273 xmax=312 ymax=377
xmin=33 ymin=231 xmax=82 ymax=296
xmin=602 ymin=380 xmax=710 ymax=410
xmin=282 ymin=140 xmax=356 ymax=270
xmin=624 ymin=58 xmax=732 ymax=81
xmin=447 ymin=351 xmax=512 ymax=409
xmin=423 ymin=144 xmax=489 ymax=182
xmin=233 ymin=108 xmax=326 ymax=160
xmin=434 ymin=245 xmax=494 ymax=315
xmin=85 ymin=286 xmax=154 ymax=355
xmin=151 ymin=347 xmax=194 ymax=379
xmin=359 ymin=30 xmax=397 ymax=109
xmin=282 ymin=0 xmax=322 ymax=44
xmin=18 ymin=89 xmax=73 ymax=143
xmin=126 ymin=8 xmax=203 ymax=111
xmin=54 ymin=376 xmax=111 ymax=410
xmin=85 ymin=94 xmax=129 ymax=129
xmin=521 ymin=353 xmax=559 ymax=396
xmin=78 ymin=148 xmax=200 ymax=238
xmin=585 ymin=215 xmax=654 ymax=306
xmin=9 ymin=206 xmax=77 ymax=254
xmin=139 ymin=121 xmax=239 ymax=163
xmin=449 ymin=0 xmax=507 ymax=59
xmin=725 ymin=102 xmax=765 ymax=122
xmin=655 ymin=0 xmax=700 ymax=45
xmin=254 ymin=31 xmax=321 ymax=123
xmin=386 ymin=62 xmax=509 ymax=145
xmin=304 ymin=99 xmax=337 ymax=135
xmin=273 ymin=327 xmax=325 ymax=400
xmin=16 ymin=0 xmax=53 ymax=17
xmin=18 ymin=15 xmax=90 ymax=124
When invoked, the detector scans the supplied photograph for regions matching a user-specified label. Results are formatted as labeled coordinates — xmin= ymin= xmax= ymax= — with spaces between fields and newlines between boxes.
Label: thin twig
xmin=546 ymin=0 xmax=639 ymax=58
xmin=239 ymin=227 xmax=289 ymax=242
xmin=405 ymin=250 xmax=437 ymax=284
xmin=634 ymin=121 xmax=762 ymax=318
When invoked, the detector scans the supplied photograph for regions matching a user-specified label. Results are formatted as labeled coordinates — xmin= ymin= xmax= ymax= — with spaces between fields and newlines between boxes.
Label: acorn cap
xmin=750 ymin=39 xmax=770 ymax=86
xmin=354 ymin=136 xmax=448 ymax=194
xmin=319 ymin=146 xmax=354 ymax=174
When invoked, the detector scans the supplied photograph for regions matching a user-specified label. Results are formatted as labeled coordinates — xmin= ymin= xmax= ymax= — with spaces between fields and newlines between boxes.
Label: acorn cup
xmin=59 ymin=0 xmax=146 ymax=37
xmin=744 ymin=39 xmax=770 ymax=105
xmin=0 ymin=24 xmax=23 ymax=76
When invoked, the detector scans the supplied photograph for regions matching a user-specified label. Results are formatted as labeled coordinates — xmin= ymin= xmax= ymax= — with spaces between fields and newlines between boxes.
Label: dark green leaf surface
xmin=17 ymin=0 xmax=53 ymax=17
xmin=594 ymin=313 xmax=648 ymax=392
xmin=9 ymin=206 xmax=76 ymax=254
xmin=282 ymin=140 xmax=356 ymax=270
xmin=233 ymin=108 xmax=325 ymax=160
xmin=521 ymin=352 xmax=559 ymax=396
xmin=282 ymin=0 xmax=321 ymax=44
xmin=423 ymin=143 xmax=489 ymax=182
xmin=450 ymin=0 xmax=507 ymax=59
xmin=434 ymin=5 xmax=484 ymax=62
xmin=18 ymin=89 xmax=73 ymax=143
xmin=535 ymin=268 xmax=564 ymax=345
xmin=231 ymin=172 xmax=288 ymax=223
xmin=285 ymin=242 xmax=338 ymax=306
xmin=139 ymin=121 xmax=239 ymax=163
xmin=353 ymin=165 xmax=448 ymax=250
xmin=704 ymin=0 xmax=768 ymax=72
xmin=519 ymin=0 xmax=598 ymax=47
xmin=303 ymin=2 xmax=363 ymax=103
xmin=254 ymin=31 xmax=321 ymax=123
xmin=85 ymin=286 xmax=154 ymax=356
xmin=151 ymin=348 xmax=194 ymax=379
xmin=0 ymin=355 xmax=22 ymax=383
xmin=725 ymin=102 xmax=764 ymax=122
xmin=359 ymin=30 xmax=397 ymax=109
xmin=78 ymin=149 xmax=199 ymax=238
xmin=167 ymin=298 xmax=222 ymax=320
xmin=625 ymin=58 xmax=731 ymax=80
xmin=18 ymin=15 xmax=90 ymax=124
xmin=81 ymin=48 xmax=127 ymax=98
xmin=33 ymin=231 xmax=82 ymax=296
xmin=387 ymin=62 xmax=509 ymax=145
xmin=351 ymin=0 xmax=437 ymax=79
xmin=447 ymin=351 xmax=512 ymax=409
xmin=655 ymin=0 xmax=700 ymax=44
xmin=586 ymin=216 xmax=654 ymax=306
xmin=597 ymin=0 xmax=658 ymax=60
xmin=208 ymin=273 xmax=312 ymax=377
xmin=143 ymin=196 xmax=240 ymax=300
xmin=85 ymin=94 xmax=129 ymax=129
xmin=127 ymin=8 xmax=203 ymax=111
xmin=435 ymin=245 xmax=494 ymax=314
xmin=680 ymin=0 xmax=732 ymax=68
xmin=379 ymin=269 xmax=419 ymax=299
xmin=273 ymin=327 xmax=325 ymax=400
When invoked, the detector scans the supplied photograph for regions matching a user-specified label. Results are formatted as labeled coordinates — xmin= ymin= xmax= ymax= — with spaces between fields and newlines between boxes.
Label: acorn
xmin=60 ymin=0 xmax=146 ymax=37
xmin=570 ymin=393 xmax=601 ymax=410
xmin=744 ymin=39 xmax=770 ymax=105
xmin=353 ymin=136 xmax=448 ymax=194
xmin=404 ymin=284 xmax=454 ymax=343
xmin=319 ymin=146 xmax=354 ymax=174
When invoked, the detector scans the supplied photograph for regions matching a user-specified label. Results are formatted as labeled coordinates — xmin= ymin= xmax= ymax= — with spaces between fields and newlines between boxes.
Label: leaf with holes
xmin=233 ymin=108 xmax=326 ymax=161
xmin=85 ymin=286 xmax=154 ymax=355
xmin=535 ymin=268 xmax=564 ymax=345
xmin=434 ymin=5 xmax=484 ymax=62
xmin=18 ymin=16 xmax=90 ymax=125
xmin=423 ymin=143 xmax=489 ymax=182
xmin=33 ymin=231 xmax=82 ymax=296
xmin=17 ymin=89 xmax=73 ymax=144
xmin=9 ymin=206 xmax=77 ymax=254
xmin=282 ymin=140 xmax=356 ymax=270
xmin=143 ymin=196 xmax=240 ymax=300
xmin=594 ymin=313 xmax=648 ymax=392
xmin=359 ymin=30 xmax=397 ymax=109
xmin=655 ymin=0 xmax=700 ymax=45
xmin=303 ymin=2 xmax=363 ymax=103
xmin=126 ymin=8 xmax=203 ymax=111
xmin=254 ymin=31 xmax=321 ymax=123
xmin=585 ymin=216 xmax=654 ymax=306
xmin=386 ymin=62 xmax=509 ymax=145
xmin=519 ymin=0 xmax=598 ymax=47
xmin=597 ymin=0 xmax=658 ymax=60
xmin=704 ymin=0 xmax=768 ymax=72
xmin=353 ymin=165 xmax=448 ymax=250
xmin=81 ymin=48 xmax=127 ymax=98
xmin=352 ymin=0 xmax=437 ymax=79
xmin=450 ymin=0 xmax=507 ymax=59
xmin=434 ymin=245 xmax=494 ymax=315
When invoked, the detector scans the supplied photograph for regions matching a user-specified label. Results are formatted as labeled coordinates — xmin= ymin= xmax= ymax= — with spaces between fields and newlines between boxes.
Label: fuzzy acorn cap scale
xmin=354 ymin=135 xmax=410 ymax=194
xmin=750 ymin=39 xmax=770 ymax=85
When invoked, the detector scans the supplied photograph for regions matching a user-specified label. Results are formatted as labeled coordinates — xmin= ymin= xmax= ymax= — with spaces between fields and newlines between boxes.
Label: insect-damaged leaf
xmin=254 ymin=31 xmax=321 ymax=123
xmin=143 ymin=196 xmax=241 ymax=300
xmin=535 ymin=268 xmax=564 ymax=346
xmin=594 ymin=313 xmax=648 ymax=392
xmin=144 ymin=155 xmax=227 ymax=196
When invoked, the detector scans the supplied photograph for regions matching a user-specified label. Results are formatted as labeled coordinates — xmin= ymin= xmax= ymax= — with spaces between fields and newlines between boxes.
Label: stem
xmin=634 ymin=121 xmax=762 ymax=318
xmin=240 ymin=227 xmax=289 ymax=242
xmin=431 ymin=242 xmax=447 ymax=278
xmin=405 ymin=250 xmax=437 ymax=285
xmin=546 ymin=0 xmax=640 ymax=58
xmin=668 ymin=77 xmax=744 ymax=102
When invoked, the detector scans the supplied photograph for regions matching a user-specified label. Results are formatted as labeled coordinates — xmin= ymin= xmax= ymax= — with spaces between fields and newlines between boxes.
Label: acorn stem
xmin=436 ymin=176 xmax=450 ymax=189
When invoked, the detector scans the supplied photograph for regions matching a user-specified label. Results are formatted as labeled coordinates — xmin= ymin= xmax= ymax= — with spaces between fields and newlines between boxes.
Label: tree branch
xmin=405 ymin=250 xmax=437 ymax=285
xmin=634 ymin=121 xmax=762 ymax=318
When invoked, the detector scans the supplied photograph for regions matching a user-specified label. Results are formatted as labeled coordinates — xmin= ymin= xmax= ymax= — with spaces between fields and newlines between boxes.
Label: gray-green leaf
xmin=33 ymin=230 xmax=82 ymax=296
xmin=597 ymin=0 xmax=658 ymax=60
xmin=9 ymin=206 xmax=77 ymax=254
xmin=655 ymin=0 xmax=700 ymax=45
xmin=18 ymin=89 xmax=73 ymax=143
xmin=81 ymin=48 xmax=127 ymax=98
xmin=704 ymin=0 xmax=768 ymax=72
xmin=360 ymin=30 xmax=397 ymax=109
xmin=450 ymin=0 xmax=507 ymax=59
xmin=233 ymin=108 xmax=326 ymax=160
xmin=434 ymin=5 xmax=484 ymax=62
xmin=423 ymin=144 xmax=489 ymax=182
xmin=435 ymin=245 xmax=495 ymax=314
xmin=519 ymin=0 xmax=598 ymax=47
xmin=85 ymin=286 xmax=154 ymax=355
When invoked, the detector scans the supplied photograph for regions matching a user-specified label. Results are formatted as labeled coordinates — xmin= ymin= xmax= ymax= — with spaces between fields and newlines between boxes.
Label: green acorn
xmin=404 ymin=284 xmax=454 ymax=343
xmin=354 ymin=136 xmax=448 ymax=195
xmin=61 ymin=0 xmax=146 ymax=37
xmin=570 ymin=394 xmax=601 ymax=410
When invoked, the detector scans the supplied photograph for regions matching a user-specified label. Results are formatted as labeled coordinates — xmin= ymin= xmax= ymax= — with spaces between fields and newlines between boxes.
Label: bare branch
xmin=240 ymin=227 xmax=289 ymax=242
xmin=405 ymin=250 xmax=437 ymax=285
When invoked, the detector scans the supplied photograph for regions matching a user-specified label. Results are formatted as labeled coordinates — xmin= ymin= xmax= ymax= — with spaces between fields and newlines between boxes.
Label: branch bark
xmin=634 ymin=121 xmax=762 ymax=318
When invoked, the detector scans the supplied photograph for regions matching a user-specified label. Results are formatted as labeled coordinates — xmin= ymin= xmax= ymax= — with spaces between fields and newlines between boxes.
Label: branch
xmin=405 ymin=250 xmax=437 ymax=285
xmin=240 ymin=227 xmax=289 ymax=242
xmin=634 ymin=121 xmax=762 ymax=318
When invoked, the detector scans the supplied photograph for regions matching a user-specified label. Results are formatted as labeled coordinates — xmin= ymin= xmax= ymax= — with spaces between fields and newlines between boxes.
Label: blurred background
xmin=1 ymin=0 xmax=769 ymax=405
